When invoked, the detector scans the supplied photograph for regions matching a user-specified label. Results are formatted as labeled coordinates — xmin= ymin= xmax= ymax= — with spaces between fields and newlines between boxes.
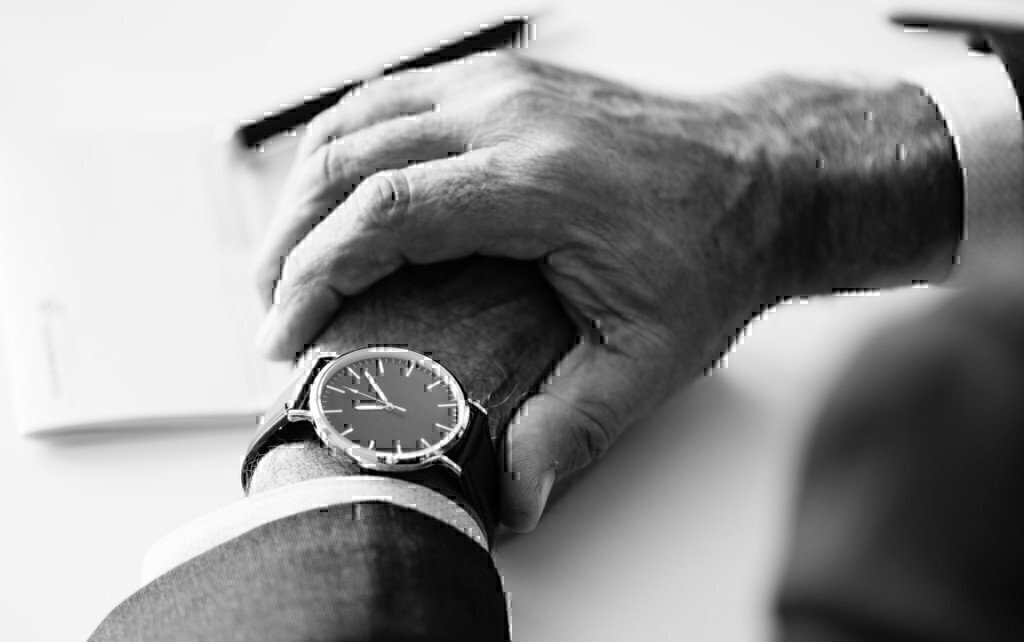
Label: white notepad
xmin=0 ymin=126 xmax=296 ymax=435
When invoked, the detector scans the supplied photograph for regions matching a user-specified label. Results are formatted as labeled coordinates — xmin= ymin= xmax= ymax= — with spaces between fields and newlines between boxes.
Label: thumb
xmin=501 ymin=341 xmax=644 ymax=532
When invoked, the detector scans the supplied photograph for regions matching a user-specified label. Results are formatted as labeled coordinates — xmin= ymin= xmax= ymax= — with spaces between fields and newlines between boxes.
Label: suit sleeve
xmin=986 ymin=31 xmax=1024 ymax=113
xmin=88 ymin=502 xmax=509 ymax=642
xmin=776 ymin=10 xmax=1024 ymax=640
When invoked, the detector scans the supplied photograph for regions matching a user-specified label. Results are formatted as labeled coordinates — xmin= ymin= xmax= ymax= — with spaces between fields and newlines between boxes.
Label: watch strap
xmin=244 ymin=405 xmax=500 ymax=541
xmin=393 ymin=406 xmax=500 ymax=541
xmin=241 ymin=357 xmax=331 ymax=492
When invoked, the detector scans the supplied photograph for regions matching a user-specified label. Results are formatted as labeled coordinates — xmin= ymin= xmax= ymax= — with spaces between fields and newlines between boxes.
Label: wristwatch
xmin=241 ymin=347 xmax=500 ymax=540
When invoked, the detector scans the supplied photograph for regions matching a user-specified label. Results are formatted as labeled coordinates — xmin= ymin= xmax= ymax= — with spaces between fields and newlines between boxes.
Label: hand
xmin=254 ymin=54 xmax=961 ymax=530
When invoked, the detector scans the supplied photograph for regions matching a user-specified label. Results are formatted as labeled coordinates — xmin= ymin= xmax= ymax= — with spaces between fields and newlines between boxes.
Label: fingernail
xmin=256 ymin=305 xmax=282 ymax=356
xmin=537 ymin=468 xmax=556 ymax=515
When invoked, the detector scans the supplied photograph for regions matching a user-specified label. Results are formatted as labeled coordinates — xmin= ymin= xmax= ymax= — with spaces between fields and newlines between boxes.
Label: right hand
xmin=254 ymin=53 xmax=784 ymax=531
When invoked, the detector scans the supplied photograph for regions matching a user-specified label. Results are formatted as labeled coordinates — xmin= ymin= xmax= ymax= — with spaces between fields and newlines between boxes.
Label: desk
xmin=0 ymin=1 xmax=963 ymax=639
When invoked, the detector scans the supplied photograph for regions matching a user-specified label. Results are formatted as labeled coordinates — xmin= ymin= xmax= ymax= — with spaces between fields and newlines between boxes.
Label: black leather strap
xmin=989 ymin=32 xmax=1024 ymax=118
xmin=241 ymin=359 xmax=329 ymax=492
xmin=389 ymin=406 xmax=499 ymax=541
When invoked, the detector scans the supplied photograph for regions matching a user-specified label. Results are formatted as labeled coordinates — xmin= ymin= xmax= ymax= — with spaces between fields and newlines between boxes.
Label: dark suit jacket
xmin=774 ymin=26 xmax=1024 ymax=642
xmin=91 ymin=503 xmax=508 ymax=641
xmin=90 ymin=23 xmax=1024 ymax=642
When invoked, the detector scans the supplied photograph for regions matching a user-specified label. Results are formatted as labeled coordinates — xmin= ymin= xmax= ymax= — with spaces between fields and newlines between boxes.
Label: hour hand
xmin=354 ymin=402 xmax=386 ymax=410
xmin=352 ymin=397 xmax=407 ymax=414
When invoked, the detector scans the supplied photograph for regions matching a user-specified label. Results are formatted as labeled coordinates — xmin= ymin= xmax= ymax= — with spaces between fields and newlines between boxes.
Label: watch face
xmin=310 ymin=348 xmax=468 ymax=466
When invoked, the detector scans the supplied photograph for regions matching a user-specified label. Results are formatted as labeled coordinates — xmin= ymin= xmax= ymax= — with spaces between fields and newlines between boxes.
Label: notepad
xmin=0 ymin=126 xmax=296 ymax=435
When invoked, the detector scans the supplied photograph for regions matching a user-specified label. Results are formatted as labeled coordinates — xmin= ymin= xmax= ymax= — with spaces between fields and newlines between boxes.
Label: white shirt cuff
xmin=140 ymin=476 xmax=488 ymax=586
xmin=901 ymin=54 xmax=1024 ymax=282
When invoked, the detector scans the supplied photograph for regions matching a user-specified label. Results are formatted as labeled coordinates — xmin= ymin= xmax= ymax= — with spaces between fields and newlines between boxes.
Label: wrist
xmin=749 ymin=75 xmax=962 ymax=296
xmin=246 ymin=409 xmax=496 ymax=539
xmin=310 ymin=258 xmax=573 ymax=430
xmin=248 ymin=441 xmax=359 ymax=495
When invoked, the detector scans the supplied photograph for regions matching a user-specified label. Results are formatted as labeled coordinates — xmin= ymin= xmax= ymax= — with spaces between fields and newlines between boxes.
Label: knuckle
xmin=321 ymin=138 xmax=360 ymax=188
xmin=563 ymin=397 xmax=618 ymax=467
xmin=320 ymin=140 xmax=338 ymax=185
xmin=489 ymin=82 xmax=548 ymax=127
xmin=299 ymin=106 xmax=340 ymax=157
xmin=320 ymin=130 xmax=406 ymax=192
xmin=279 ymin=245 xmax=335 ymax=304
xmin=278 ymin=249 xmax=310 ymax=292
xmin=357 ymin=171 xmax=409 ymax=231
xmin=490 ymin=50 xmax=529 ymax=74
xmin=497 ymin=74 xmax=538 ymax=104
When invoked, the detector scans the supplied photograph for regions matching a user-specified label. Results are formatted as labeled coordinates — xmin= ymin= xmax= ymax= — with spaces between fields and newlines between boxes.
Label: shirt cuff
xmin=140 ymin=476 xmax=488 ymax=586
xmin=901 ymin=54 xmax=1024 ymax=282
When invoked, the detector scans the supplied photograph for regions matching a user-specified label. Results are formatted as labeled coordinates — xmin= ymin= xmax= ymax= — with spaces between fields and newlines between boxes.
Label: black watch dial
xmin=311 ymin=350 xmax=467 ymax=462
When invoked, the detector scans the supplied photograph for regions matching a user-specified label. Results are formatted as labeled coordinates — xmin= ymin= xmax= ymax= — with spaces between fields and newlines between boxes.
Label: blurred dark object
xmin=777 ymin=281 xmax=1024 ymax=640
xmin=968 ymin=31 xmax=994 ymax=53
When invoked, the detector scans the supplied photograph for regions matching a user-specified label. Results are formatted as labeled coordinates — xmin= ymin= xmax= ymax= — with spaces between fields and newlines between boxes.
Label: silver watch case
xmin=292 ymin=347 xmax=485 ymax=476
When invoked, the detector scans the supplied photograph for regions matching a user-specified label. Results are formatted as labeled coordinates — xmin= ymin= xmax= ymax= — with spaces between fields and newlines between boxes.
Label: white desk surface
xmin=0 ymin=1 xmax=964 ymax=639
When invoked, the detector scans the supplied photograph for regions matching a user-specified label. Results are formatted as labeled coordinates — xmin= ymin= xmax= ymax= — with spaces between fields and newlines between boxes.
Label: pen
xmin=234 ymin=17 xmax=530 ymax=150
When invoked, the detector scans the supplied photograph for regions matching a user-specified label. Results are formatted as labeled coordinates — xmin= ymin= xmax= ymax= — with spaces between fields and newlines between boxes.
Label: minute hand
xmin=365 ymin=373 xmax=389 ymax=403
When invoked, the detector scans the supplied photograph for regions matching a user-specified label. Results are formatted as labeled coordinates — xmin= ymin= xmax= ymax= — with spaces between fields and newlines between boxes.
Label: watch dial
xmin=317 ymin=355 xmax=461 ymax=456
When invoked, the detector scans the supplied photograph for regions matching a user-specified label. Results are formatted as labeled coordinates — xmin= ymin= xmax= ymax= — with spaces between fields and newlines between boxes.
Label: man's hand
xmin=254 ymin=53 xmax=962 ymax=531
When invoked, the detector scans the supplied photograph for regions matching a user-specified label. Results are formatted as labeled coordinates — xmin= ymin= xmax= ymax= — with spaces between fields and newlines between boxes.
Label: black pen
xmin=234 ymin=17 xmax=530 ymax=150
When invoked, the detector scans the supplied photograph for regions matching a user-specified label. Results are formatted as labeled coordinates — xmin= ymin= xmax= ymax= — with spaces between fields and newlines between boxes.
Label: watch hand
xmin=353 ymin=401 xmax=408 ymax=413
xmin=347 ymin=390 xmax=408 ymax=414
xmin=364 ymin=401 xmax=408 ymax=414
xmin=354 ymin=403 xmax=387 ymax=410
xmin=365 ymin=373 xmax=389 ymax=403
xmin=344 ymin=386 xmax=385 ymax=404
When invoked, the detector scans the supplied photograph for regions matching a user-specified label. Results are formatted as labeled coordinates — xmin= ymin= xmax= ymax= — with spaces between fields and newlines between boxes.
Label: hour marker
xmin=340 ymin=427 xmax=353 ymax=436
xmin=346 ymin=367 xmax=360 ymax=380
xmin=327 ymin=385 xmax=347 ymax=395
xmin=403 ymin=362 xmax=415 ymax=377
xmin=435 ymin=423 xmax=453 ymax=433
xmin=376 ymin=359 xmax=384 ymax=375
xmin=395 ymin=442 xmax=402 ymax=454
xmin=366 ymin=440 xmax=376 ymax=450
xmin=438 ymin=402 xmax=456 ymax=407
xmin=427 ymin=380 xmax=442 ymax=390
xmin=324 ymin=409 xmax=344 ymax=414
xmin=419 ymin=438 xmax=430 ymax=449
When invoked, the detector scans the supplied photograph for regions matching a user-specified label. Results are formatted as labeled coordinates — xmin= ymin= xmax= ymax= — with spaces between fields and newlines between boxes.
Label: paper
xmin=0 ymin=126 xmax=294 ymax=434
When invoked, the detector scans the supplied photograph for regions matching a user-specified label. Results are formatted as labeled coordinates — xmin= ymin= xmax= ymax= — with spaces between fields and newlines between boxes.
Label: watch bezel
xmin=308 ymin=346 xmax=470 ymax=472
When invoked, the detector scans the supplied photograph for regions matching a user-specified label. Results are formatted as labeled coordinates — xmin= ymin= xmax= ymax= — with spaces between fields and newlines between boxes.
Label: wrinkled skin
xmin=253 ymin=52 xmax=951 ymax=531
